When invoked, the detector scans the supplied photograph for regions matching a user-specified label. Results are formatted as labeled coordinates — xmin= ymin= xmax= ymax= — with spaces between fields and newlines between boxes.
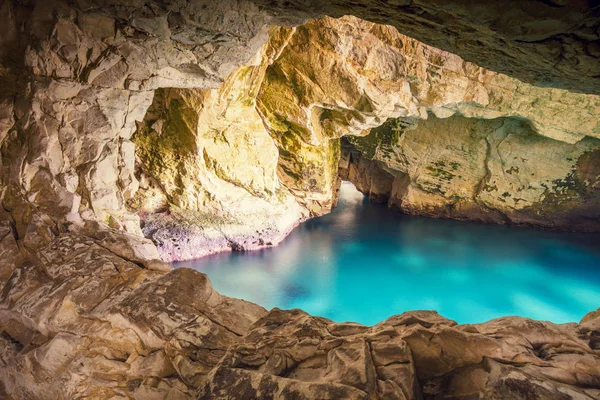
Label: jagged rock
xmin=198 ymin=308 xmax=600 ymax=400
xmin=254 ymin=16 xmax=600 ymax=219
xmin=4 ymin=235 xmax=598 ymax=400
xmin=259 ymin=0 xmax=600 ymax=95
xmin=132 ymin=80 xmax=305 ymax=261
xmin=199 ymin=308 xmax=420 ymax=399
xmin=0 ymin=227 xmax=266 ymax=398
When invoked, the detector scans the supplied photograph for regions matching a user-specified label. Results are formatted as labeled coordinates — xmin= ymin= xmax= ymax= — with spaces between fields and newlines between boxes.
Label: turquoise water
xmin=174 ymin=182 xmax=600 ymax=325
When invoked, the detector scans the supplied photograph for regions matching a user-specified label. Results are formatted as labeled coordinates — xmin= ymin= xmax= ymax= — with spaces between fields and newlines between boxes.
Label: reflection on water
xmin=174 ymin=182 xmax=600 ymax=325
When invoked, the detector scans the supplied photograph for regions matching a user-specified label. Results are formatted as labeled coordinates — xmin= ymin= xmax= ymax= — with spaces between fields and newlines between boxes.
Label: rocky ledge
xmin=1 ymin=227 xmax=600 ymax=399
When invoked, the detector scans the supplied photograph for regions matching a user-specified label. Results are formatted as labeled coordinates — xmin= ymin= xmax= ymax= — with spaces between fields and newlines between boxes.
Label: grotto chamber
xmin=1 ymin=0 xmax=600 ymax=399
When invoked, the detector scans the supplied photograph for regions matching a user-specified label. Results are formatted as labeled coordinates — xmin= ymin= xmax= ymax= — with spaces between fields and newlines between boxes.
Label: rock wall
xmin=131 ymin=72 xmax=305 ymax=260
xmin=0 ymin=0 xmax=311 ymax=240
xmin=342 ymin=115 xmax=600 ymax=231
xmin=253 ymin=16 xmax=600 ymax=224
xmin=259 ymin=0 xmax=600 ymax=95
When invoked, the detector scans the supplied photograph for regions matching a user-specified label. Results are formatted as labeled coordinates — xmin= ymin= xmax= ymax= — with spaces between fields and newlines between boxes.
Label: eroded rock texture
xmin=0 ymin=0 xmax=309 ymax=240
xmin=260 ymin=0 xmax=600 ymax=95
xmin=132 ymin=15 xmax=600 ymax=259
xmin=0 ymin=230 xmax=266 ymax=398
xmin=253 ymin=16 xmax=600 ymax=222
xmin=342 ymin=115 xmax=600 ymax=230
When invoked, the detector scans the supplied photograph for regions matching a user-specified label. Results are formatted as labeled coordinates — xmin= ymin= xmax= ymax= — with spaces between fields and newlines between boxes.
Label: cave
xmin=1 ymin=1 xmax=600 ymax=399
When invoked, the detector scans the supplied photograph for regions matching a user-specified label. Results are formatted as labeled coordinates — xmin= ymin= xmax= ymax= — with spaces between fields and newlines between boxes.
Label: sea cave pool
xmin=174 ymin=182 xmax=600 ymax=325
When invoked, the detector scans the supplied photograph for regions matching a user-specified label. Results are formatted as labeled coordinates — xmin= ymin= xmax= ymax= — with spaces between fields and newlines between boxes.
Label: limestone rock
xmin=255 ymin=16 xmax=600 ymax=220
xmin=132 ymin=75 xmax=305 ymax=261
xmin=344 ymin=115 xmax=600 ymax=230
xmin=1 ymin=1 xmax=600 ymax=399
xmin=1 ymin=217 xmax=599 ymax=398
xmin=199 ymin=308 xmax=420 ymax=399
xmin=198 ymin=307 xmax=600 ymax=399
xmin=0 ymin=228 xmax=266 ymax=399
xmin=259 ymin=0 xmax=600 ymax=95
xmin=2 ymin=1 xmax=599 ymax=260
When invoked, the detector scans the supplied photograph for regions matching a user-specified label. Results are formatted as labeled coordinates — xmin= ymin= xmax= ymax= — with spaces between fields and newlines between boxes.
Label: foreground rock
xmin=202 ymin=308 xmax=600 ymax=400
xmin=0 ymin=225 xmax=266 ymax=398
xmin=1 ymin=224 xmax=599 ymax=399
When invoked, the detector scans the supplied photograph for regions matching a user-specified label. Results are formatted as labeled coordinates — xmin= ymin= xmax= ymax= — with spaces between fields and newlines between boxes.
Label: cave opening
xmin=128 ymin=16 xmax=600 ymax=265
xmin=2 ymin=0 xmax=600 ymax=397
xmin=141 ymin=14 xmax=600 ymax=327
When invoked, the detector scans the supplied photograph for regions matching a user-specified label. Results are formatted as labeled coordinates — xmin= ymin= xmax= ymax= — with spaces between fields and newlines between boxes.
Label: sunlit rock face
xmin=259 ymin=0 xmax=600 ymax=95
xmin=0 ymin=0 xmax=309 ymax=240
xmin=131 ymin=67 xmax=305 ymax=261
xmin=136 ymin=15 xmax=599 ymax=245
xmin=131 ymin=16 xmax=600 ymax=262
xmin=255 ymin=16 xmax=600 ymax=222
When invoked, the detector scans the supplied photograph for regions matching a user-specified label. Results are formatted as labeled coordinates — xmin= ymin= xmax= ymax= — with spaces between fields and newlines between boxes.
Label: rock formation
xmin=1 ymin=0 xmax=600 ymax=398
xmin=130 ymin=16 xmax=600 ymax=260
xmin=342 ymin=115 xmax=600 ymax=230
xmin=255 ymin=16 xmax=600 ymax=225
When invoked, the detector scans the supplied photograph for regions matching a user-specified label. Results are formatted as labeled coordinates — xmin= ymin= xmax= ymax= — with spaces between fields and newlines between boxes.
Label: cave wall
xmin=119 ymin=15 xmax=600 ymax=262
xmin=131 ymin=53 xmax=305 ymax=261
xmin=253 ymin=16 xmax=600 ymax=226
xmin=0 ymin=0 xmax=310 ymax=248
xmin=343 ymin=115 xmax=600 ymax=230
xmin=0 ymin=1 xmax=600 ymax=398
xmin=0 ymin=1 xmax=598 ymax=261
xmin=259 ymin=16 xmax=600 ymax=229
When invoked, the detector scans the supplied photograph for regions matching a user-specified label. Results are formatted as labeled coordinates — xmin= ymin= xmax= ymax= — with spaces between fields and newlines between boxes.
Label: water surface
xmin=174 ymin=182 xmax=600 ymax=325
